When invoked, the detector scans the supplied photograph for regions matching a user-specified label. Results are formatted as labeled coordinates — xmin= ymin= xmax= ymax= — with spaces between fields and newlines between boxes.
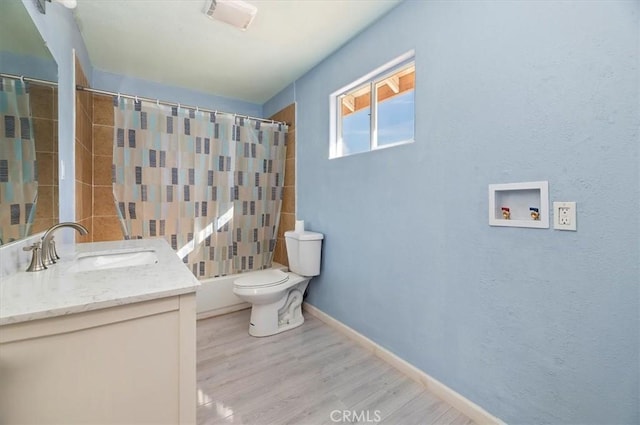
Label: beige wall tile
xmin=270 ymin=103 xmax=296 ymax=270
xmin=75 ymin=180 xmax=83 ymax=221
xmin=273 ymin=238 xmax=289 ymax=267
xmin=37 ymin=152 xmax=55 ymax=185
xmin=53 ymin=153 xmax=58 ymax=183
xmin=84 ymin=111 xmax=93 ymax=152
xmin=284 ymin=158 xmax=295 ymax=187
xmin=82 ymin=91 xmax=92 ymax=117
xmin=33 ymin=118 xmax=54 ymax=153
xmin=93 ymin=216 xmax=123 ymax=242
xmin=29 ymin=86 xmax=54 ymax=119
xmin=52 ymin=88 xmax=58 ymax=118
xmin=81 ymin=145 xmax=93 ymax=185
xmin=84 ymin=91 xmax=91 ymax=113
xmin=93 ymin=125 xmax=114 ymax=156
xmin=53 ymin=121 xmax=58 ymax=150
xmin=75 ymin=105 xmax=93 ymax=153
xmin=282 ymin=185 xmax=295 ymax=215
xmin=286 ymin=132 xmax=295 ymax=160
xmin=93 ymin=95 xmax=114 ymax=126
xmin=280 ymin=238 xmax=289 ymax=266
xmin=282 ymin=212 xmax=296 ymax=231
xmin=273 ymin=238 xmax=288 ymax=267
xmin=271 ymin=104 xmax=295 ymax=129
xmin=75 ymin=98 xmax=82 ymax=141
xmin=31 ymin=217 xmax=54 ymax=234
xmin=53 ymin=185 xmax=59 ymax=219
xmin=76 ymin=218 xmax=92 ymax=243
xmin=75 ymin=140 xmax=83 ymax=184
xmin=82 ymin=182 xmax=92 ymax=221
xmin=36 ymin=186 xmax=53 ymax=219
xmin=94 ymin=186 xmax=117 ymax=217
xmin=75 ymin=59 xmax=93 ymax=116
xmin=94 ymin=153 xmax=113 ymax=186
xmin=278 ymin=212 xmax=295 ymax=239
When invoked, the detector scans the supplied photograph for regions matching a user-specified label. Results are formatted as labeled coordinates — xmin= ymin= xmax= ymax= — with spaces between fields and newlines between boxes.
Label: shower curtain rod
xmin=0 ymin=73 xmax=58 ymax=87
xmin=75 ymin=85 xmax=288 ymax=126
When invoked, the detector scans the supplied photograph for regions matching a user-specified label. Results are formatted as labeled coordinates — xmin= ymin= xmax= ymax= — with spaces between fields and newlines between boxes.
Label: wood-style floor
xmin=197 ymin=309 xmax=475 ymax=425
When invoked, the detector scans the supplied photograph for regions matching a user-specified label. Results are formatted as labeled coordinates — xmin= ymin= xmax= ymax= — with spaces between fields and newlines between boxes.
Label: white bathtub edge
xmin=197 ymin=302 xmax=250 ymax=320
xmin=196 ymin=263 xmax=287 ymax=320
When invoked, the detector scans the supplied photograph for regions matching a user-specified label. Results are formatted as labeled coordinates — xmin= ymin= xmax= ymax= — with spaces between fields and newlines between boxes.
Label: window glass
xmin=332 ymin=54 xmax=415 ymax=158
xmin=342 ymin=107 xmax=370 ymax=156
xmin=375 ymin=65 xmax=414 ymax=147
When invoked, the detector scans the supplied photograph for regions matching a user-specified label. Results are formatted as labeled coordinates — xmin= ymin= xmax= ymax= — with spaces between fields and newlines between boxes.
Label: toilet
xmin=233 ymin=230 xmax=323 ymax=337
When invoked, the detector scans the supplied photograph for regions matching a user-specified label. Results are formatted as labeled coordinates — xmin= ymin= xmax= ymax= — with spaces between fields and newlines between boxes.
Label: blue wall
xmin=276 ymin=1 xmax=639 ymax=423
xmin=93 ymin=69 xmax=262 ymax=118
xmin=0 ymin=52 xmax=57 ymax=82
xmin=263 ymin=82 xmax=295 ymax=119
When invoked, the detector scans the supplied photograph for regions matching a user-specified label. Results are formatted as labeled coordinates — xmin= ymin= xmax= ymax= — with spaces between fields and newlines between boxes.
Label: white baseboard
xmin=303 ymin=302 xmax=506 ymax=425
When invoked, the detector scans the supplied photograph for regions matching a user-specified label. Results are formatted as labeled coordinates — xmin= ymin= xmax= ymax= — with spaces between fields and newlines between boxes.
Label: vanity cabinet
xmin=0 ymin=293 xmax=196 ymax=424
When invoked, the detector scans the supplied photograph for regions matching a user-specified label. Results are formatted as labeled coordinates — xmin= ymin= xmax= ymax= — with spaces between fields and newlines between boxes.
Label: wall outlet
xmin=553 ymin=201 xmax=576 ymax=231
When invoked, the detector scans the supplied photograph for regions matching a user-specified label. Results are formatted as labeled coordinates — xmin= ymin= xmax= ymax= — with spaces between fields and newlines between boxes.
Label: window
xmin=330 ymin=51 xmax=415 ymax=158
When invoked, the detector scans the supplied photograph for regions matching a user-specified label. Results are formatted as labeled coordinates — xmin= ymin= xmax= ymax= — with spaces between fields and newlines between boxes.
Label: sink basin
xmin=68 ymin=249 xmax=158 ymax=273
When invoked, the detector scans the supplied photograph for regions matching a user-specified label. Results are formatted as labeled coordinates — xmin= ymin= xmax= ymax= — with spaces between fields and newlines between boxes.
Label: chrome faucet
xmin=40 ymin=222 xmax=89 ymax=267
xmin=23 ymin=241 xmax=47 ymax=272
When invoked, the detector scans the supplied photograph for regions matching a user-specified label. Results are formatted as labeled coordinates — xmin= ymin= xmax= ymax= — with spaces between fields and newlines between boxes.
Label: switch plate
xmin=553 ymin=201 xmax=576 ymax=231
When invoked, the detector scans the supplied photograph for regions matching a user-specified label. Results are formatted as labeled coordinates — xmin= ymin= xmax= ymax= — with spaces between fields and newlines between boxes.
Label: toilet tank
xmin=284 ymin=230 xmax=323 ymax=276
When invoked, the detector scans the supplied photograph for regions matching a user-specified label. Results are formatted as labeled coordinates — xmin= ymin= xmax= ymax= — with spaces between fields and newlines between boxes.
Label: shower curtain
xmin=0 ymin=78 xmax=37 ymax=245
xmin=112 ymin=98 xmax=287 ymax=278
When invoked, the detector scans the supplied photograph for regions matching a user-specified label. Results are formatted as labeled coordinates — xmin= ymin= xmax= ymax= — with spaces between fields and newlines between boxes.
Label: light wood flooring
xmin=197 ymin=309 xmax=475 ymax=425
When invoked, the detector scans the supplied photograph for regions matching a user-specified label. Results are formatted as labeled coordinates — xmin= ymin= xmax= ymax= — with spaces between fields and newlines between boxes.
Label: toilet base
xmin=247 ymin=286 xmax=307 ymax=337
xmin=249 ymin=307 xmax=305 ymax=337
xmin=234 ymin=275 xmax=311 ymax=337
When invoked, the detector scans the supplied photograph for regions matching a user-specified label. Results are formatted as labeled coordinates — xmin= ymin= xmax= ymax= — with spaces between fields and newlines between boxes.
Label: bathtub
xmin=196 ymin=262 xmax=287 ymax=320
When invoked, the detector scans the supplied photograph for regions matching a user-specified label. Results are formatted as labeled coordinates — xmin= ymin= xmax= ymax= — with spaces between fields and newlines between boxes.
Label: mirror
xmin=0 ymin=0 xmax=58 ymax=246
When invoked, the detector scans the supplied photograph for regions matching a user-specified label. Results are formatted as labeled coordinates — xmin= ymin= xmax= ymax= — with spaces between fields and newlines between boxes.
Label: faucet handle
xmin=23 ymin=242 xmax=47 ymax=272
xmin=22 ymin=241 xmax=40 ymax=252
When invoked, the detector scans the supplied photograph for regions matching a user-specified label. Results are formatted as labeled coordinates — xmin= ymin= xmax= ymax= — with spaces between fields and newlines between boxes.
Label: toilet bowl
xmin=234 ymin=269 xmax=310 ymax=337
xmin=233 ymin=229 xmax=323 ymax=337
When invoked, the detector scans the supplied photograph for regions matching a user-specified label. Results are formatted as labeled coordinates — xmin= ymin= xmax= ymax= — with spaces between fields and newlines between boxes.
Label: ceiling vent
xmin=204 ymin=0 xmax=257 ymax=31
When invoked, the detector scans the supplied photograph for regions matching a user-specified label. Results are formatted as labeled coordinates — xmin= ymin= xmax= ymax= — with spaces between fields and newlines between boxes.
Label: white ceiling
xmin=0 ymin=0 xmax=52 ymax=59
xmin=74 ymin=0 xmax=401 ymax=104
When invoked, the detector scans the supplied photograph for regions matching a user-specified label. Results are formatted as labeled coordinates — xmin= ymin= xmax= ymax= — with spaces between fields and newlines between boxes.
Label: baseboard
xmin=303 ymin=302 xmax=506 ymax=425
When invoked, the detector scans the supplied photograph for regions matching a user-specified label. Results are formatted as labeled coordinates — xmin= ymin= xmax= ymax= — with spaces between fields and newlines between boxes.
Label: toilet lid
xmin=234 ymin=269 xmax=289 ymax=289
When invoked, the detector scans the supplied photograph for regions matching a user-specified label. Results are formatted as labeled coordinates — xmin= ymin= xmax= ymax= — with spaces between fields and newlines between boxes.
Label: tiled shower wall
xmin=31 ymin=84 xmax=58 ymax=234
xmin=92 ymin=94 xmax=121 ymax=241
xmin=270 ymin=104 xmax=295 ymax=266
xmin=74 ymin=58 xmax=121 ymax=243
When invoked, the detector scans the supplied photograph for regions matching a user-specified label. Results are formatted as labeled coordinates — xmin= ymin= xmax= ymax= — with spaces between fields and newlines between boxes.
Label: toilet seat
xmin=234 ymin=269 xmax=289 ymax=289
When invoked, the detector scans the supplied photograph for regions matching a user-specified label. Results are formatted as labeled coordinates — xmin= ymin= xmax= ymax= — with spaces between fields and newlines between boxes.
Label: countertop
xmin=0 ymin=238 xmax=200 ymax=325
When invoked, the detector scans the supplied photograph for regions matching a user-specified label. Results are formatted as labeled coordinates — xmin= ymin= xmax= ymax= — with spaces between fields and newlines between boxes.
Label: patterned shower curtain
xmin=0 ymin=78 xmax=37 ymax=245
xmin=112 ymin=98 xmax=287 ymax=278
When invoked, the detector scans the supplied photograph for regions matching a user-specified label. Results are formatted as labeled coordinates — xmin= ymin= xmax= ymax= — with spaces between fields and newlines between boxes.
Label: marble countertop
xmin=0 ymin=238 xmax=200 ymax=325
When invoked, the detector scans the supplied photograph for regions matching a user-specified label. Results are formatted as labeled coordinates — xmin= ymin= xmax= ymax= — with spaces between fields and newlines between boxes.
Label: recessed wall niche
xmin=488 ymin=181 xmax=549 ymax=229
